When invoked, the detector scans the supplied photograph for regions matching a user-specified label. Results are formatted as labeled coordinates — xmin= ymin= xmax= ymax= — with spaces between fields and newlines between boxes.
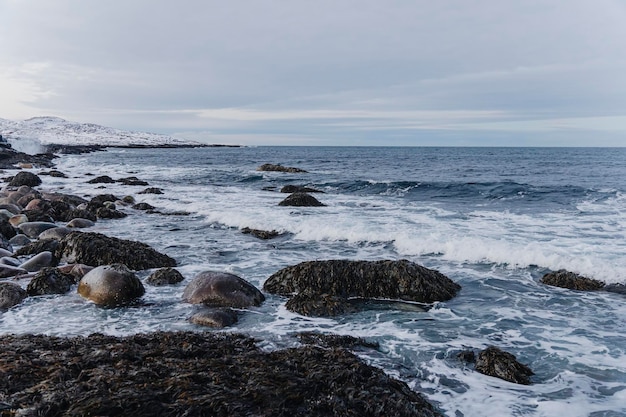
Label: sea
xmin=2 ymin=146 xmax=625 ymax=416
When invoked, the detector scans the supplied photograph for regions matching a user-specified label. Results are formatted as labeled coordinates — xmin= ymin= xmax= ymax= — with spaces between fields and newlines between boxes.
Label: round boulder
xmin=9 ymin=171 xmax=42 ymax=187
xmin=189 ymin=308 xmax=239 ymax=328
xmin=182 ymin=271 xmax=265 ymax=308
xmin=278 ymin=192 xmax=326 ymax=207
xmin=0 ymin=282 xmax=27 ymax=309
xmin=17 ymin=221 xmax=58 ymax=238
xmin=38 ymin=226 xmax=73 ymax=241
xmin=66 ymin=218 xmax=95 ymax=228
xmin=19 ymin=250 xmax=56 ymax=272
xmin=78 ymin=264 xmax=145 ymax=307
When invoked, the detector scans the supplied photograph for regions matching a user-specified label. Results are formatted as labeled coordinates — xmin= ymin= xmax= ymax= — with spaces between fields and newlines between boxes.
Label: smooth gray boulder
xmin=19 ymin=251 xmax=55 ymax=272
xmin=17 ymin=222 xmax=58 ymax=238
xmin=77 ymin=264 xmax=145 ymax=307
xmin=189 ymin=308 xmax=239 ymax=328
xmin=182 ymin=271 xmax=265 ymax=308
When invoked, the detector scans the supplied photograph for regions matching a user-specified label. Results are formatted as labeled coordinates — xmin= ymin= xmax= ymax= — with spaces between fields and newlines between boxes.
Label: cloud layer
xmin=1 ymin=0 xmax=625 ymax=145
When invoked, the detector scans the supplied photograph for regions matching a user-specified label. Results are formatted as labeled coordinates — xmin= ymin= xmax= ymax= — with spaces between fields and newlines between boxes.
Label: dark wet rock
xmin=78 ymin=263 xmax=145 ymax=307
xmin=8 ymin=171 xmax=42 ymax=187
xmin=19 ymin=209 xmax=54 ymax=223
xmin=604 ymin=283 xmax=626 ymax=295
xmin=39 ymin=170 xmax=68 ymax=178
xmin=66 ymin=218 xmax=95 ymax=228
xmin=121 ymin=195 xmax=136 ymax=204
xmin=0 ymin=331 xmax=442 ymax=417
xmin=258 ymin=163 xmax=308 ymax=173
xmin=0 ymin=234 xmax=11 ymax=252
xmin=23 ymin=197 xmax=48 ymax=211
xmin=182 ymin=271 xmax=265 ymax=308
xmin=55 ymin=231 xmax=176 ymax=270
xmin=15 ymin=239 xmax=60 ymax=257
xmin=264 ymin=259 xmax=460 ymax=316
xmin=42 ymin=192 xmax=89 ymax=207
xmin=189 ymin=308 xmax=239 ymax=328
xmin=241 ymin=227 xmax=282 ymax=240
xmin=540 ymin=269 xmax=605 ymax=291
xmin=26 ymin=267 xmax=77 ymax=296
xmin=0 ymin=282 xmax=27 ymax=309
xmin=38 ymin=226 xmax=72 ymax=241
xmin=146 ymin=267 xmax=184 ymax=286
xmin=0 ymin=218 xmax=17 ymax=240
xmin=286 ymin=292 xmax=356 ymax=317
xmin=57 ymin=263 xmax=94 ymax=280
xmin=118 ymin=176 xmax=149 ymax=186
xmin=64 ymin=208 xmax=97 ymax=222
xmin=457 ymin=350 xmax=477 ymax=364
xmin=45 ymin=144 xmax=106 ymax=154
xmin=87 ymin=175 xmax=115 ymax=184
xmin=88 ymin=194 xmax=118 ymax=206
xmin=0 ymin=148 xmax=55 ymax=169
xmin=0 ymin=203 xmax=21 ymax=215
xmin=278 ymin=192 xmax=326 ymax=207
xmin=297 ymin=331 xmax=379 ymax=350
xmin=17 ymin=221 xmax=58 ymax=238
xmin=475 ymin=346 xmax=534 ymax=385
xmin=138 ymin=187 xmax=164 ymax=194
xmin=1 ymin=256 xmax=20 ymax=267
xmin=281 ymin=185 xmax=324 ymax=193
xmin=95 ymin=206 xmax=127 ymax=219
xmin=8 ymin=234 xmax=31 ymax=246
xmin=19 ymin=250 xmax=56 ymax=272
xmin=0 ymin=265 xmax=27 ymax=278
xmin=133 ymin=202 xmax=155 ymax=211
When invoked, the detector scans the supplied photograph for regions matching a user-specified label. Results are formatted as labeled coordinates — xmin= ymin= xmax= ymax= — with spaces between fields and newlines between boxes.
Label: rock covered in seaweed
xmin=278 ymin=192 xmax=326 ymax=207
xmin=26 ymin=267 xmax=77 ymax=296
xmin=541 ymin=269 xmax=605 ymax=291
xmin=146 ymin=267 xmax=184 ymax=286
xmin=77 ymin=263 xmax=145 ymax=306
xmin=182 ymin=271 xmax=264 ymax=308
xmin=55 ymin=231 xmax=176 ymax=270
xmin=0 ymin=331 xmax=443 ymax=416
xmin=475 ymin=346 xmax=534 ymax=385
xmin=257 ymin=163 xmax=307 ymax=173
xmin=264 ymin=259 xmax=460 ymax=316
xmin=0 ymin=282 xmax=27 ymax=310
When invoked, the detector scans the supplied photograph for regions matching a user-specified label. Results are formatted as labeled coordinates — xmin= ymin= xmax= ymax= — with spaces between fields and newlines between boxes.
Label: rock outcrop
xmin=475 ymin=346 xmax=534 ymax=385
xmin=278 ymin=192 xmax=326 ymax=207
xmin=541 ymin=270 xmax=605 ymax=291
xmin=257 ymin=163 xmax=307 ymax=173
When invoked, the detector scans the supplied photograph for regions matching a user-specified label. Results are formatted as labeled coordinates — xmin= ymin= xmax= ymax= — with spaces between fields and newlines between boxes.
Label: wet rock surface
xmin=475 ymin=346 xmax=534 ymax=385
xmin=182 ymin=271 xmax=265 ymax=308
xmin=0 ymin=331 xmax=443 ymax=417
xmin=146 ymin=267 xmax=185 ymax=286
xmin=0 ymin=282 xmax=27 ymax=309
xmin=241 ymin=227 xmax=282 ymax=240
xmin=26 ymin=267 xmax=77 ymax=296
xmin=264 ymin=259 xmax=461 ymax=317
xmin=55 ymin=231 xmax=176 ymax=270
xmin=541 ymin=269 xmax=605 ymax=291
xmin=77 ymin=263 xmax=145 ymax=306
xmin=278 ymin=192 xmax=326 ymax=207
xmin=257 ymin=163 xmax=308 ymax=173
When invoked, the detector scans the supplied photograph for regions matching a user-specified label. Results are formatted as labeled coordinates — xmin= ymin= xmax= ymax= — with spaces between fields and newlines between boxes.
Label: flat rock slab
xmin=0 ymin=331 xmax=443 ymax=417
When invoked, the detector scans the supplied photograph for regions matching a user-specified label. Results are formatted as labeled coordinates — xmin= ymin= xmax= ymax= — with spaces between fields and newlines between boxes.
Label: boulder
xmin=182 ymin=271 xmax=265 ymax=308
xmin=17 ymin=221 xmax=58 ymax=238
xmin=9 ymin=234 xmax=31 ymax=246
xmin=0 ymin=218 xmax=17 ymax=239
xmin=281 ymin=185 xmax=323 ymax=193
xmin=95 ymin=207 xmax=127 ymax=219
xmin=278 ymin=192 xmax=326 ymax=207
xmin=0 ymin=282 xmax=27 ymax=310
xmin=264 ymin=259 xmax=460 ymax=316
xmin=257 ymin=163 xmax=307 ymax=173
xmin=189 ymin=308 xmax=239 ymax=328
xmin=541 ymin=270 xmax=605 ymax=291
xmin=9 ymin=214 xmax=29 ymax=227
xmin=138 ymin=187 xmax=164 ymax=194
xmin=20 ymin=209 xmax=54 ymax=223
xmin=87 ymin=175 xmax=115 ymax=184
xmin=57 ymin=263 xmax=94 ymax=280
xmin=286 ymin=292 xmax=356 ymax=317
xmin=0 ymin=264 xmax=27 ymax=278
xmin=133 ymin=202 xmax=155 ymax=211
xmin=8 ymin=171 xmax=42 ymax=187
xmin=38 ymin=226 xmax=72 ymax=241
xmin=15 ymin=239 xmax=59 ymax=257
xmin=605 ymin=283 xmax=626 ymax=295
xmin=66 ymin=218 xmax=95 ymax=228
xmin=26 ymin=267 xmax=77 ymax=296
xmin=241 ymin=227 xmax=282 ymax=240
xmin=1 ymin=256 xmax=21 ymax=266
xmin=55 ymin=231 xmax=176 ymax=270
xmin=118 ymin=177 xmax=149 ymax=186
xmin=77 ymin=264 xmax=145 ymax=307
xmin=146 ymin=267 xmax=185 ymax=286
xmin=19 ymin=251 xmax=56 ymax=272
xmin=475 ymin=346 xmax=534 ymax=385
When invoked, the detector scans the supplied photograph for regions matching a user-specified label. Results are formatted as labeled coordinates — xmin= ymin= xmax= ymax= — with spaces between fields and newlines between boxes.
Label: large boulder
xmin=8 ymin=171 xmax=42 ymax=187
xmin=26 ymin=267 xmax=77 ymax=296
xmin=264 ymin=259 xmax=460 ymax=317
xmin=0 ymin=282 xmax=27 ymax=310
xmin=77 ymin=264 xmax=145 ymax=307
xmin=19 ymin=250 xmax=56 ymax=272
xmin=17 ymin=221 xmax=58 ymax=238
xmin=55 ymin=231 xmax=176 ymax=270
xmin=182 ymin=271 xmax=265 ymax=308
xmin=278 ymin=192 xmax=326 ymax=207
xmin=475 ymin=346 xmax=534 ymax=385
xmin=541 ymin=270 xmax=605 ymax=291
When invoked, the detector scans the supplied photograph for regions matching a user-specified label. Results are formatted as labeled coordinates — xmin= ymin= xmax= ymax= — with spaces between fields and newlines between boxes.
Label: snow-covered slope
xmin=0 ymin=116 xmax=201 ymax=151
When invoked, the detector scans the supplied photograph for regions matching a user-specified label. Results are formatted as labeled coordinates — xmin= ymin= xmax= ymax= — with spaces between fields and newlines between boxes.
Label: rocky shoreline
xmin=1 ymin=144 xmax=603 ymax=415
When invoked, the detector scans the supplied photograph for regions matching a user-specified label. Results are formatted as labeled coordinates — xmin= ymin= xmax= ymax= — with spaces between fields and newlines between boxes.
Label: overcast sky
xmin=1 ymin=1 xmax=626 ymax=146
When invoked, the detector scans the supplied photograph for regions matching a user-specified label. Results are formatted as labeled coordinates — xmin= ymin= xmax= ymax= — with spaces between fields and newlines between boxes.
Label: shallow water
xmin=2 ymin=146 xmax=626 ymax=416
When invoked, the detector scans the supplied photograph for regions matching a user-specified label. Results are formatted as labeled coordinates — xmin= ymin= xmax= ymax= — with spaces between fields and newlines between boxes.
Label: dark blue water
xmin=3 ymin=146 xmax=626 ymax=416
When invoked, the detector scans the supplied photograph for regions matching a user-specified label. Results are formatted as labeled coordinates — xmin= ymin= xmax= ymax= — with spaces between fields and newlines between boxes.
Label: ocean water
xmin=2 ymin=146 xmax=626 ymax=416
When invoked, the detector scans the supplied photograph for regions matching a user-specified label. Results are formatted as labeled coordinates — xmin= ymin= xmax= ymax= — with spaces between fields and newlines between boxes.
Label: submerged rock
xmin=257 ymin=163 xmax=307 ymax=173
xmin=475 ymin=346 xmax=534 ymax=385
xmin=241 ymin=227 xmax=282 ymax=240
xmin=0 ymin=331 xmax=443 ymax=416
xmin=77 ymin=263 xmax=145 ymax=307
xmin=297 ymin=331 xmax=379 ymax=350
xmin=189 ymin=308 xmax=239 ymax=328
xmin=55 ymin=231 xmax=176 ymax=270
xmin=182 ymin=271 xmax=265 ymax=308
xmin=278 ymin=192 xmax=326 ymax=207
xmin=264 ymin=259 xmax=460 ymax=316
xmin=146 ymin=267 xmax=184 ymax=286
xmin=541 ymin=269 xmax=605 ymax=291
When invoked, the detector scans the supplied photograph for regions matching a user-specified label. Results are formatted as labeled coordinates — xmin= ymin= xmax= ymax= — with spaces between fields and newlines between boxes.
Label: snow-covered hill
xmin=0 ymin=116 xmax=201 ymax=152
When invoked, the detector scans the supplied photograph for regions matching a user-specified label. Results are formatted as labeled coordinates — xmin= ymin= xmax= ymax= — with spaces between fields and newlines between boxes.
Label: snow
xmin=0 ymin=116 xmax=201 ymax=152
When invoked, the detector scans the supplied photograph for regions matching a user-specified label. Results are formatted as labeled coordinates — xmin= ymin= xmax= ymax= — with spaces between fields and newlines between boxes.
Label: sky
xmin=1 ymin=1 xmax=626 ymax=146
